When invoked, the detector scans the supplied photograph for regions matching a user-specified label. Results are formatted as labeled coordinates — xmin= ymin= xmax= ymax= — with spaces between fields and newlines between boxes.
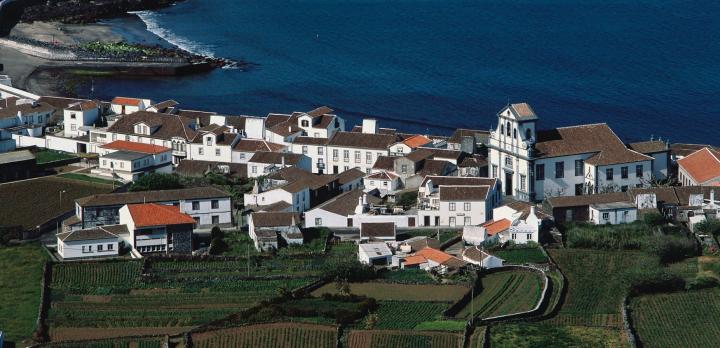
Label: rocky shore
xmin=20 ymin=0 xmax=181 ymax=24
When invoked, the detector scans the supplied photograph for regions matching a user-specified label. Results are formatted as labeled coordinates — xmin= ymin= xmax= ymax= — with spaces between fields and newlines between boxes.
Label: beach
xmin=0 ymin=14 xmax=176 ymax=96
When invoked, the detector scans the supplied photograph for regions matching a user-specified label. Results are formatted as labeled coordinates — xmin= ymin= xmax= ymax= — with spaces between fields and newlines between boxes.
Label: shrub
xmin=696 ymin=219 xmax=720 ymax=236
xmin=643 ymin=212 xmax=666 ymax=227
xmin=129 ymin=173 xmax=183 ymax=191
xmin=624 ymin=269 xmax=686 ymax=295
xmin=648 ymin=237 xmax=696 ymax=264
xmin=685 ymin=276 xmax=719 ymax=291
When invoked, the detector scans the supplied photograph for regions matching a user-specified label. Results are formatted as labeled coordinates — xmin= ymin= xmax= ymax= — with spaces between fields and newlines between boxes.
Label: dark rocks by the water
xmin=19 ymin=0 xmax=181 ymax=24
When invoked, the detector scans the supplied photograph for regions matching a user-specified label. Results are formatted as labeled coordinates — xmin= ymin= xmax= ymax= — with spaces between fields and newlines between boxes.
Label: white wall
xmin=534 ymin=153 xmax=590 ymax=200
xmin=327 ymin=146 xmax=388 ymax=175
xmin=589 ymin=160 xmax=652 ymax=193
xmin=179 ymin=197 xmax=233 ymax=226
xmin=439 ymin=200 xmax=486 ymax=226
xmin=589 ymin=207 xmax=637 ymax=225
xmin=304 ymin=209 xmax=347 ymax=228
xmin=58 ymin=237 xmax=119 ymax=259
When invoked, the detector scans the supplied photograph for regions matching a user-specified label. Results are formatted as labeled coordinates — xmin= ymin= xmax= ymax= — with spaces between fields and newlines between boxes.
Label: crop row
xmin=51 ymin=261 xmax=142 ymax=288
xmin=347 ymin=330 xmax=461 ymax=348
xmin=369 ymin=301 xmax=449 ymax=330
xmin=191 ymin=323 xmax=337 ymax=348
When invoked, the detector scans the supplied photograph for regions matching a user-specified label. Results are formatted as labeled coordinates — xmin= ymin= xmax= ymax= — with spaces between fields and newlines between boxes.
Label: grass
xmin=630 ymin=288 xmax=720 ymax=348
xmin=58 ymin=173 xmax=120 ymax=186
xmin=468 ymin=326 xmax=486 ymax=348
xmin=369 ymin=301 xmax=450 ymax=330
xmin=545 ymin=249 xmax=658 ymax=327
xmin=347 ymin=329 xmax=462 ymax=348
xmin=35 ymin=149 xmax=76 ymax=164
xmin=455 ymin=270 xmax=543 ymax=319
xmin=413 ymin=320 xmax=466 ymax=331
xmin=191 ymin=322 xmax=338 ymax=348
xmin=0 ymin=176 xmax=114 ymax=230
xmin=0 ymin=244 xmax=48 ymax=343
xmin=311 ymin=282 xmax=468 ymax=302
xmin=396 ymin=228 xmax=460 ymax=244
xmin=377 ymin=269 xmax=437 ymax=284
xmin=493 ymin=247 xmax=548 ymax=264
xmin=489 ymin=323 xmax=627 ymax=348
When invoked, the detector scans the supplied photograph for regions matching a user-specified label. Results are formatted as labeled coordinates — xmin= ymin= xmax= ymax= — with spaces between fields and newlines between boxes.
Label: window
xmin=527 ymin=233 xmax=532 ymax=240
xmin=318 ymin=147 xmax=323 ymax=155
xmin=555 ymin=161 xmax=564 ymax=178
xmin=506 ymin=122 xmax=511 ymax=136
xmin=211 ymin=200 xmax=219 ymax=209
xmin=38 ymin=115 xmax=43 ymax=122
xmin=382 ymin=181 xmax=388 ymax=187
xmin=401 ymin=165 xmax=408 ymax=174
xmin=102 ymin=160 xmax=106 ymax=166
xmin=70 ymin=124 xmax=76 ymax=131
xmin=366 ymin=152 xmax=372 ymax=164
xmin=511 ymin=233 xmax=517 ymax=240
xmin=343 ymin=150 xmax=350 ymax=162
xmin=206 ymin=137 xmax=212 ymax=146
xmin=464 ymin=202 xmax=471 ymax=211
xmin=333 ymin=149 xmax=339 ymax=160
xmin=449 ymin=217 xmax=456 ymax=226
xmin=315 ymin=217 xmax=323 ymax=226
xmin=575 ymin=183 xmax=584 ymax=196
xmin=621 ymin=166 xmax=628 ymax=179
xmin=192 ymin=201 xmax=200 ymax=210
xmin=536 ymin=164 xmax=545 ymax=181
xmin=636 ymin=165 xmax=643 ymax=178
xmin=520 ymin=174 xmax=527 ymax=191
xmin=575 ymin=160 xmax=584 ymax=176
xmin=606 ymin=168 xmax=614 ymax=181
xmin=301 ymin=120 xmax=309 ymax=127
xmin=198 ymin=148 xmax=204 ymax=155
xmin=251 ymin=166 xmax=257 ymax=174
xmin=500 ymin=124 xmax=504 ymax=135
xmin=215 ymin=149 xmax=221 ymax=156
xmin=107 ymin=244 xmax=114 ymax=250
xmin=212 ymin=215 xmax=219 ymax=224
xmin=464 ymin=216 xmax=472 ymax=225
xmin=98 ymin=244 xmax=103 ymax=251
xmin=505 ymin=156 xmax=512 ymax=167
xmin=70 ymin=113 xmax=76 ymax=119
xmin=354 ymin=151 xmax=361 ymax=163
xmin=492 ymin=165 xmax=498 ymax=178
xmin=621 ymin=185 xmax=628 ymax=192
xmin=602 ymin=212 xmax=610 ymax=220
xmin=119 ymin=162 xmax=124 ymax=169
xmin=449 ymin=202 xmax=456 ymax=211
xmin=525 ymin=128 xmax=532 ymax=139
xmin=513 ymin=128 xmax=517 ymax=139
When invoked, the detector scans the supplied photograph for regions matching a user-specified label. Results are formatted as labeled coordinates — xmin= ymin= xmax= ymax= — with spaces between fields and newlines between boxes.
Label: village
xmin=1 ymin=75 xmax=719 ymax=348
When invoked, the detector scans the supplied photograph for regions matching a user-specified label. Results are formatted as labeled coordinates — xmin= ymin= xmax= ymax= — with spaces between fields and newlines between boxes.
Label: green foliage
xmin=377 ymin=269 xmax=436 ymax=284
xmin=622 ymin=268 xmax=686 ymax=295
xmin=685 ymin=276 xmax=719 ymax=290
xmin=0 ymin=244 xmax=48 ymax=342
xmin=489 ymin=324 xmax=625 ymax=347
xmin=396 ymin=190 xmax=419 ymax=207
xmin=492 ymin=244 xmax=548 ymax=264
xmin=209 ymin=227 xmax=228 ymax=255
xmin=79 ymin=41 xmax=166 ymax=57
xmin=413 ymin=320 xmax=466 ymax=331
xmin=129 ymin=173 xmax=183 ymax=191
xmin=34 ymin=149 xmax=76 ymax=164
xmin=643 ymin=211 xmax=667 ymax=227
xmin=455 ymin=270 xmax=543 ymax=319
xmin=369 ymin=301 xmax=449 ymax=329
xmin=696 ymin=218 xmax=720 ymax=236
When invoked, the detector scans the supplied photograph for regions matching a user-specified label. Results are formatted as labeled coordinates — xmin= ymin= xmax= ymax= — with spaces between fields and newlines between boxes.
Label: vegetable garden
xmin=455 ymin=270 xmax=544 ymax=319
xmin=346 ymin=329 xmax=462 ymax=348
xmin=191 ymin=322 xmax=338 ymax=348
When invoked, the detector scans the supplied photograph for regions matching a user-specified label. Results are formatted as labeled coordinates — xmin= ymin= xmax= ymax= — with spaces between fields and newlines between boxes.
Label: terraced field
xmin=347 ymin=329 xmax=462 ymax=348
xmin=191 ymin=322 xmax=338 ymax=348
xmin=311 ymin=282 xmax=468 ymax=302
xmin=370 ymin=301 xmax=450 ymax=330
xmin=630 ymin=288 xmax=720 ymax=348
xmin=455 ymin=270 xmax=544 ymax=319
xmin=488 ymin=323 xmax=627 ymax=347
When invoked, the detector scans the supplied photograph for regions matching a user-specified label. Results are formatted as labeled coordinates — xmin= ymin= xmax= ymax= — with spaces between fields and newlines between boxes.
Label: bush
xmin=696 ymin=219 xmax=720 ymax=236
xmin=209 ymin=227 xmax=228 ymax=255
xmin=624 ymin=268 xmax=686 ymax=295
xmin=648 ymin=237 xmax=696 ymax=264
xmin=397 ymin=190 xmax=418 ymax=208
xmin=685 ymin=276 xmax=719 ymax=291
xmin=129 ymin=173 xmax=183 ymax=191
xmin=643 ymin=212 xmax=666 ymax=227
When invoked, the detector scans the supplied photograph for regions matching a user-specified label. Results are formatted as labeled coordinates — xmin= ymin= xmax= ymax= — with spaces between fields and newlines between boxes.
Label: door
xmin=505 ymin=172 xmax=513 ymax=196
xmin=333 ymin=165 xmax=339 ymax=174
xmin=424 ymin=216 xmax=430 ymax=226
xmin=434 ymin=216 xmax=440 ymax=226
xmin=409 ymin=217 xmax=415 ymax=227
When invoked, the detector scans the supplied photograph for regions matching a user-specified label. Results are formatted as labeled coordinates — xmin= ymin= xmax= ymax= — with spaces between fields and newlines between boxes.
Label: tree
xmin=335 ymin=278 xmax=351 ymax=296
xmin=209 ymin=226 xmax=228 ymax=255
xmin=129 ymin=173 xmax=182 ymax=192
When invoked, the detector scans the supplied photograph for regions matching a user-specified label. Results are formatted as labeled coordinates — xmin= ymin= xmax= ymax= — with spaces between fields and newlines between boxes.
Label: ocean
xmin=92 ymin=0 xmax=720 ymax=143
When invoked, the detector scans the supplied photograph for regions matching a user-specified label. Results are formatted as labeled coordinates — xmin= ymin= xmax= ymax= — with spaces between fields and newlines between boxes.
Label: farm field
xmin=46 ymin=258 xmax=319 ymax=341
xmin=492 ymin=247 xmax=548 ymax=264
xmin=369 ymin=301 xmax=451 ymax=330
xmin=540 ymin=269 xmax=564 ymax=317
xmin=57 ymin=173 xmax=119 ymax=186
xmin=630 ymin=288 xmax=720 ymax=348
xmin=191 ymin=322 xmax=338 ymax=348
xmin=0 ymin=244 xmax=48 ymax=344
xmin=488 ymin=323 xmax=627 ymax=347
xmin=376 ymin=269 xmax=436 ymax=284
xmin=35 ymin=149 xmax=76 ymax=164
xmin=311 ymin=282 xmax=468 ymax=302
xmin=468 ymin=327 xmax=486 ymax=348
xmin=347 ymin=329 xmax=462 ymax=348
xmin=0 ymin=176 xmax=114 ymax=230
xmin=545 ymin=249 xmax=657 ymax=328
xmin=38 ymin=336 xmax=166 ymax=348
xmin=455 ymin=270 xmax=544 ymax=319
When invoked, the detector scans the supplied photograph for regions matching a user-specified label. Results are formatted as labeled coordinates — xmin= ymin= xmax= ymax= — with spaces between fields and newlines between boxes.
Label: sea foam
xmin=130 ymin=10 xmax=217 ymax=58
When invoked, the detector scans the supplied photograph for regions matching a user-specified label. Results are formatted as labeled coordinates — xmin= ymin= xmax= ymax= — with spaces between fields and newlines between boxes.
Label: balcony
xmin=317 ymin=162 xmax=326 ymax=169
xmin=514 ymin=189 xmax=530 ymax=202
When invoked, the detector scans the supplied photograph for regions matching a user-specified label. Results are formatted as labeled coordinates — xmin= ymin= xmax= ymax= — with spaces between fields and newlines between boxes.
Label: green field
xmin=488 ymin=323 xmax=627 ymax=348
xmin=57 ymin=173 xmax=119 ymax=186
xmin=35 ymin=150 xmax=76 ymax=164
xmin=455 ymin=270 xmax=543 ymax=319
xmin=0 ymin=176 xmax=114 ymax=230
xmin=347 ymin=329 xmax=462 ymax=348
xmin=396 ymin=229 xmax=460 ymax=244
xmin=377 ymin=269 xmax=437 ymax=284
xmin=35 ymin=337 xmax=165 ymax=348
xmin=468 ymin=327 xmax=486 ymax=348
xmin=0 ymin=244 xmax=48 ymax=343
xmin=546 ymin=249 xmax=658 ymax=327
xmin=493 ymin=247 xmax=548 ymax=264
xmin=311 ymin=282 xmax=468 ymax=302
xmin=369 ymin=301 xmax=450 ymax=330
xmin=630 ymin=288 xmax=720 ymax=348
xmin=192 ymin=322 xmax=338 ymax=348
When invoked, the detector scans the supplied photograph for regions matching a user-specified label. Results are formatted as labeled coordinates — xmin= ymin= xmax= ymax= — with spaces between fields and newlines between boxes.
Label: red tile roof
xmin=482 ymin=219 xmax=511 ymax=236
xmin=127 ymin=203 xmax=196 ymax=228
xmin=677 ymin=147 xmax=720 ymax=184
xmin=402 ymin=135 xmax=432 ymax=149
xmin=101 ymin=140 xmax=171 ymax=154
xmin=402 ymin=255 xmax=428 ymax=266
xmin=415 ymin=247 xmax=453 ymax=264
xmin=112 ymin=97 xmax=142 ymax=106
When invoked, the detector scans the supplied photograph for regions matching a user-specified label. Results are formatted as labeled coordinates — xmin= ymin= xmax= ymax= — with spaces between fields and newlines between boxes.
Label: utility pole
xmin=247 ymin=243 xmax=250 ymax=277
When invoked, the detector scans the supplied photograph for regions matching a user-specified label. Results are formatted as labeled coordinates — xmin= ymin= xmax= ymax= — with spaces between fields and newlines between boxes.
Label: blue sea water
xmin=92 ymin=0 xmax=720 ymax=143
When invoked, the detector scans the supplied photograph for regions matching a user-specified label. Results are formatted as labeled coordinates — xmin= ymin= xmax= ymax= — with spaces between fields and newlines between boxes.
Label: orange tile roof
xmin=403 ymin=135 xmax=432 ymax=149
xmin=402 ymin=255 xmax=428 ymax=266
xmin=127 ymin=203 xmax=196 ymax=228
xmin=677 ymin=147 xmax=720 ymax=184
xmin=101 ymin=140 xmax=171 ymax=154
xmin=482 ymin=219 xmax=511 ymax=236
xmin=112 ymin=97 xmax=143 ymax=106
xmin=415 ymin=247 xmax=453 ymax=264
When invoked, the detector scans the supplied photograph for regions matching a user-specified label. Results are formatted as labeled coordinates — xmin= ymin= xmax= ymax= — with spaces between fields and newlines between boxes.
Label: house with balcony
xmin=119 ymin=203 xmax=195 ymax=254
xmin=88 ymin=111 xmax=198 ymax=165
xmin=246 ymin=151 xmax=310 ymax=178
xmin=417 ymin=176 xmax=500 ymax=227
xmin=94 ymin=140 xmax=173 ymax=182
xmin=488 ymin=103 xmax=659 ymax=202
xmin=264 ymin=106 xmax=345 ymax=145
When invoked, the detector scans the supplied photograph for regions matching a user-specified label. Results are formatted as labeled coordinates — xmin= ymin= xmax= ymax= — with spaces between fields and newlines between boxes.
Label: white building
xmin=232 ymin=138 xmax=286 ymax=164
xmin=63 ymin=101 xmax=100 ymax=138
xmin=628 ymin=140 xmax=670 ymax=181
xmin=243 ymin=177 xmax=311 ymax=213
xmin=187 ymin=125 xmax=241 ymax=163
xmin=304 ymin=190 xmax=414 ymax=228
xmin=265 ymin=106 xmax=345 ymax=145
xmin=358 ymin=242 xmax=393 ymax=265
xmin=589 ymin=202 xmax=637 ymax=225
xmin=364 ymin=171 xmax=400 ymax=197
xmin=248 ymin=212 xmax=301 ymax=251
xmin=417 ymin=176 xmax=500 ymax=227
xmin=56 ymin=225 xmax=124 ymax=259
xmin=246 ymin=151 xmax=311 ymax=178
xmin=0 ymin=99 xmax=54 ymax=152
xmin=95 ymin=140 xmax=173 ymax=182
xmin=326 ymin=120 xmax=396 ymax=175
xmin=462 ymin=247 xmax=504 ymax=269
xmin=289 ymin=136 xmax=330 ymax=174
xmin=119 ymin=203 xmax=195 ymax=254
xmin=492 ymin=201 xmax=551 ymax=244
xmin=677 ymin=147 xmax=720 ymax=186
xmin=110 ymin=97 xmax=150 ymax=115
xmin=487 ymin=103 xmax=657 ymax=202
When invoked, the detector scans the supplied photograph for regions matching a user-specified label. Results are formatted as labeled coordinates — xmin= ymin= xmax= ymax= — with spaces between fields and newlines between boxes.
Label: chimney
xmin=529 ymin=205 xmax=536 ymax=219
xmin=281 ymin=154 xmax=286 ymax=167
xmin=362 ymin=119 xmax=377 ymax=134
xmin=291 ymin=215 xmax=296 ymax=226
xmin=363 ymin=193 xmax=368 ymax=205
xmin=355 ymin=195 xmax=364 ymax=215
xmin=711 ymin=190 xmax=716 ymax=206
xmin=196 ymin=117 xmax=201 ymax=127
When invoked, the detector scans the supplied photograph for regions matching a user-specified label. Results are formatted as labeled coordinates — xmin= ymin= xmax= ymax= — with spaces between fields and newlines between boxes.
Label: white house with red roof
xmin=677 ymin=147 xmax=720 ymax=186
xmin=94 ymin=140 xmax=173 ymax=182
xmin=111 ymin=97 xmax=151 ymax=115
xmin=119 ymin=203 xmax=196 ymax=254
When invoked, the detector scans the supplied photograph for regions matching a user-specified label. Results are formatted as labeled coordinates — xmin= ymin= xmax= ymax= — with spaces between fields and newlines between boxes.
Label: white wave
xmin=130 ymin=10 xmax=216 ymax=58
